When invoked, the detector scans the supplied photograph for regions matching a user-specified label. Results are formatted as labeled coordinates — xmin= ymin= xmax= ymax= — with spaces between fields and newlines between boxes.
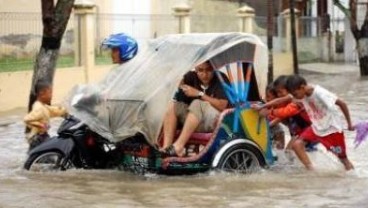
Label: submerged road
xmin=1 ymin=69 xmax=368 ymax=207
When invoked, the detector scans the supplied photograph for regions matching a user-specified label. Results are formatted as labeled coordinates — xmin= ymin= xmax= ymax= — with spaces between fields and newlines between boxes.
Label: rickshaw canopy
xmin=65 ymin=33 xmax=268 ymax=145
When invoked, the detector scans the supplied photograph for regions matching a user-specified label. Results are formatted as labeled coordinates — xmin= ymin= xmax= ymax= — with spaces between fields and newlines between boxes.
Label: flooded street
xmin=1 ymin=71 xmax=368 ymax=208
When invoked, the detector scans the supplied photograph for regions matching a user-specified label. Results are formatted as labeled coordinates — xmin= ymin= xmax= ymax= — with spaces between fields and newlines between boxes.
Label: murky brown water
xmin=1 ymin=71 xmax=368 ymax=208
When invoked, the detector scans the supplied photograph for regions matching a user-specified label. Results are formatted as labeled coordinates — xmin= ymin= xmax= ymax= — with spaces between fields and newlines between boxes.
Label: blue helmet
xmin=101 ymin=33 xmax=138 ymax=62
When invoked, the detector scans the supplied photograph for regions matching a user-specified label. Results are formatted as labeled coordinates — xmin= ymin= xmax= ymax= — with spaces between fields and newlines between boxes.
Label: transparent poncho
xmin=65 ymin=33 xmax=268 ymax=145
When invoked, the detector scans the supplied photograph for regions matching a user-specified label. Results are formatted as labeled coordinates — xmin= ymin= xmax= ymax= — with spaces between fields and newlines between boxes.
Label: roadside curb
xmin=299 ymin=63 xmax=359 ymax=74
xmin=0 ymin=115 xmax=21 ymax=127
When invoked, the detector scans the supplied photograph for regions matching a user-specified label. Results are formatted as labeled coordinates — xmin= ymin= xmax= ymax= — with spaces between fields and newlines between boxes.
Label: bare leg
xmin=162 ymin=102 xmax=178 ymax=149
xmin=284 ymin=136 xmax=297 ymax=162
xmin=173 ymin=113 xmax=200 ymax=156
xmin=340 ymin=158 xmax=354 ymax=171
xmin=286 ymin=136 xmax=296 ymax=150
xmin=274 ymin=131 xmax=285 ymax=150
xmin=292 ymin=138 xmax=314 ymax=170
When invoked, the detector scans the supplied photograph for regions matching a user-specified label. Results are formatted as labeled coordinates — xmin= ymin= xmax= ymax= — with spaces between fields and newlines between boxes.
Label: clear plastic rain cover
xmin=65 ymin=33 xmax=268 ymax=145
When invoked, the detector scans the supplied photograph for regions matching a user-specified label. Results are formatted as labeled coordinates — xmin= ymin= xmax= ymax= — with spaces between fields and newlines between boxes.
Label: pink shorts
xmin=299 ymin=126 xmax=347 ymax=159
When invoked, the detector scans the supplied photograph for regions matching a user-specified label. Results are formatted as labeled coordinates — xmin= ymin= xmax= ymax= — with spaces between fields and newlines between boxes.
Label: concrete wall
xmin=0 ymin=0 xmax=112 ymax=13
xmin=0 ymin=65 xmax=113 ymax=113
xmin=190 ymin=0 xmax=239 ymax=33
xmin=0 ymin=0 xmax=296 ymax=114
xmin=0 ymin=0 xmax=40 ymax=12
xmin=274 ymin=52 xmax=293 ymax=77
xmin=0 ymin=52 xmax=295 ymax=114
xmin=0 ymin=0 xmax=112 ymax=60
xmin=149 ymin=0 xmax=241 ymax=34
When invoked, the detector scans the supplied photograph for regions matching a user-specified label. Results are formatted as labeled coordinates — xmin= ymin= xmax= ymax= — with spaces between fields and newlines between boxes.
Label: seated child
xmin=264 ymin=83 xmax=285 ymax=150
xmin=24 ymin=81 xmax=67 ymax=150
xmin=272 ymin=75 xmax=312 ymax=150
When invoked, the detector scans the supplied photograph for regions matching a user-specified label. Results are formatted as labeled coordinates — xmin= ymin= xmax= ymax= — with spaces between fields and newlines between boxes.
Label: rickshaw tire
xmin=215 ymin=143 xmax=266 ymax=172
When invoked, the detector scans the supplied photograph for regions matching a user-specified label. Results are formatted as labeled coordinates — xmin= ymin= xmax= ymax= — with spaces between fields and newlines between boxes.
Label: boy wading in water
xmin=256 ymin=75 xmax=354 ymax=171
xmin=24 ymin=81 xmax=67 ymax=151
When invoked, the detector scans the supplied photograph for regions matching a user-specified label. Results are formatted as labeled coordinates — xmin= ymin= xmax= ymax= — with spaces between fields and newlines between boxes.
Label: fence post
xmin=237 ymin=5 xmax=255 ymax=33
xmin=172 ymin=4 xmax=191 ymax=34
xmin=282 ymin=8 xmax=300 ymax=52
xmin=74 ymin=0 xmax=96 ymax=83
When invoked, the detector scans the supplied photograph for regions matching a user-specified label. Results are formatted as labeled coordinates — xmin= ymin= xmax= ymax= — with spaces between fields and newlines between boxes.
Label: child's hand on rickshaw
xmin=250 ymin=103 xmax=264 ymax=111
xmin=259 ymin=108 xmax=271 ymax=117
xmin=250 ymin=103 xmax=270 ymax=117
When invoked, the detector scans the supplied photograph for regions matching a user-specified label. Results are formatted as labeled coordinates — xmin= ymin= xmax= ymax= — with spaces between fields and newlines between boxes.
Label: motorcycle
xmin=24 ymin=114 xmax=162 ymax=173
xmin=24 ymin=115 xmax=119 ymax=171
xmin=25 ymin=33 xmax=276 ymax=175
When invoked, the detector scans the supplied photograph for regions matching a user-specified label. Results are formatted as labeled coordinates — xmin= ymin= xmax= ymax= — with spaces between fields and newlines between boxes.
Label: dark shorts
xmin=299 ymin=126 xmax=347 ymax=159
xmin=270 ymin=124 xmax=284 ymax=138
xmin=270 ymin=124 xmax=285 ymax=149
xmin=29 ymin=133 xmax=50 ymax=151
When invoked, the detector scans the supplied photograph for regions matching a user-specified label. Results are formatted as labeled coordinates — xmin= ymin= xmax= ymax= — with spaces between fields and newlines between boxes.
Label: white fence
xmin=0 ymin=10 xmax=354 ymax=72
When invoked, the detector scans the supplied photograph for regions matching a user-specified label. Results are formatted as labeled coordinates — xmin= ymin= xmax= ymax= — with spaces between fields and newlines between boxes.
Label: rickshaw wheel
xmin=216 ymin=143 xmax=265 ymax=174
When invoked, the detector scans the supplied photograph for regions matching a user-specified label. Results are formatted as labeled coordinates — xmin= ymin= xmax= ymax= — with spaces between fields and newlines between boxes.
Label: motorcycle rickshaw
xmin=24 ymin=33 xmax=274 ymax=175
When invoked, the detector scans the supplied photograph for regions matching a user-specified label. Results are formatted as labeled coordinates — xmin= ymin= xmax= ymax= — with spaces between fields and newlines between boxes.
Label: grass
xmin=0 ymin=54 xmax=112 ymax=72
xmin=95 ymin=53 xmax=113 ymax=65
xmin=0 ymin=56 xmax=74 ymax=72
xmin=0 ymin=51 xmax=321 ymax=72
xmin=298 ymin=51 xmax=321 ymax=63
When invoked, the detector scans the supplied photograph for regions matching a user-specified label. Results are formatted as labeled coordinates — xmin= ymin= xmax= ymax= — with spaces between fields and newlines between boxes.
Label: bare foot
xmin=341 ymin=159 xmax=354 ymax=171
xmin=305 ymin=164 xmax=314 ymax=171
xmin=173 ymin=144 xmax=185 ymax=157
xmin=160 ymin=144 xmax=185 ymax=157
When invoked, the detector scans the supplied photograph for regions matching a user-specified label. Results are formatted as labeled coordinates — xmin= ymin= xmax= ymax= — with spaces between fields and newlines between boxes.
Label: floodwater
xmin=1 ymin=71 xmax=368 ymax=208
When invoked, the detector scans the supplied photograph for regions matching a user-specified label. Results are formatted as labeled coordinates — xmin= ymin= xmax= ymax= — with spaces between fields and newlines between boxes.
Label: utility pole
xmin=289 ymin=0 xmax=299 ymax=74
xmin=267 ymin=0 xmax=274 ymax=83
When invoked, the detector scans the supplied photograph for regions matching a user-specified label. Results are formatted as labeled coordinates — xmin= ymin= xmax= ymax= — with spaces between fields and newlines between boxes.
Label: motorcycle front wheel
xmin=24 ymin=151 xmax=74 ymax=172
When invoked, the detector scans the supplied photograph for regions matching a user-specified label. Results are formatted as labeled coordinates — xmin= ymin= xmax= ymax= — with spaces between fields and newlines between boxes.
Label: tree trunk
xmin=354 ymin=0 xmax=368 ymax=76
xmin=267 ymin=0 xmax=274 ymax=84
xmin=356 ymin=38 xmax=368 ymax=76
xmin=347 ymin=0 xmax=368 ymax=76
xmin=29 ymin=48 xmax=60 ymax=109
xmin=28 ymin=0 xmax=75 ymax=111
xmin=333 ymin=0 xmax=368 ymax=76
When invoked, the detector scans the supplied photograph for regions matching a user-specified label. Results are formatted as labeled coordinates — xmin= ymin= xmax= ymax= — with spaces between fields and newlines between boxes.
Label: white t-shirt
xmin=301 ymin=85 xmax=343 ymax=136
